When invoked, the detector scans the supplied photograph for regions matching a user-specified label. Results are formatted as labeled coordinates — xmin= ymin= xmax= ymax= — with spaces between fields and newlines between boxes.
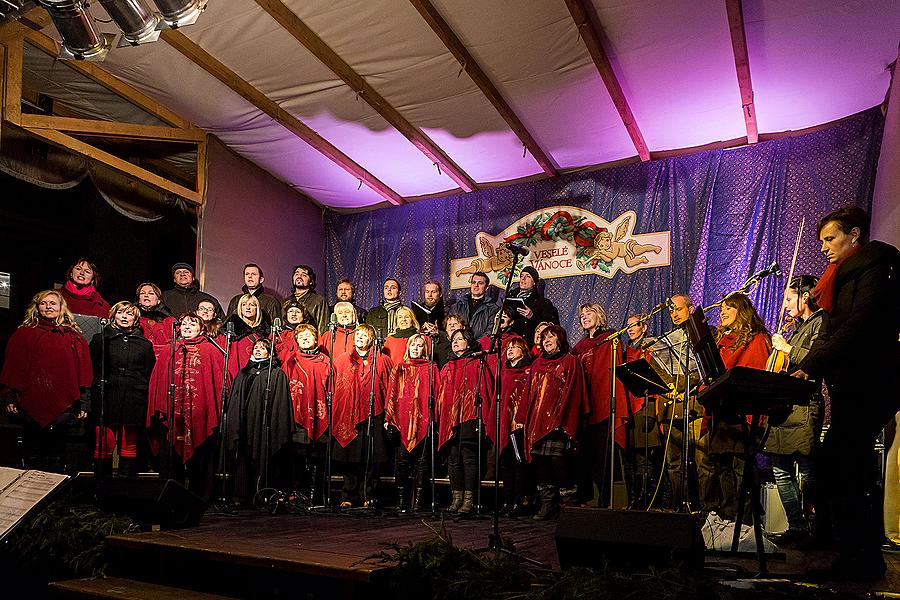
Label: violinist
xmin=764 ymin=276 xmax=824 ymax=544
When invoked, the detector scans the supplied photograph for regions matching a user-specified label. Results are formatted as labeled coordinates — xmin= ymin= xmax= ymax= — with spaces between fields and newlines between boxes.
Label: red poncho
xmin=319 ymin=327 xmax=354 ymax=358
xmin=59 ymin=281 xmax=110 ymax=318
xmin=523 ymin=352 xmax=587 ymax=459
xmin=572 ymin=333 xmax=629 ymax=447
xmin=484 ymin=361 xmax=530 ymax=452
xmin=479 ymin=331 xmax=526 ymax=356
xmin=283 ymin=350 xmax=330 ymax=441
xmin=0 ymin=321 xmax=92 ymax=427
xmin=386 ymin=358 xmax=440 ymax=452
xmin=147 ymin=336 xmax=225 ymax=462
xmin=436 ymin=354 xmax=495 ymax=450
xmin=140 ymin=315 xmax=177 ymax=351
xmin=623 ymin=342 xmax=657 ymax=416
xmin=713 ymin=330 xmax=772 ymax=432
xmin=331 ymin=348 xmax=393 ymax=447
xmin=227 ymin=332 xmax=267 ymax=380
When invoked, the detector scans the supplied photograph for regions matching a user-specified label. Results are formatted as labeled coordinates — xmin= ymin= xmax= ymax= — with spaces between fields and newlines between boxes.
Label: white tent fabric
xmin=32 ymin=0 xmax=900 ymax=209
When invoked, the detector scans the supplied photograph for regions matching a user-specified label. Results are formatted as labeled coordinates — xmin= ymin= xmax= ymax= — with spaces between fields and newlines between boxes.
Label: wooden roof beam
xmin=160 ymin=29 xmax=404 ymax=206
xmin=253 ymin=0 xmax=478 ymax=193
xmin=20 ymin=114 xmax=207 ymax=142
xmin=565 ymin=0 xmax=650 ymax=162
xmin=0 ymin=6 xmax=51 ymax=45
xmin=725 ymin=0 xmax=758 ymax=143
xmin=409 ymin=0 xmax=557 ymax=177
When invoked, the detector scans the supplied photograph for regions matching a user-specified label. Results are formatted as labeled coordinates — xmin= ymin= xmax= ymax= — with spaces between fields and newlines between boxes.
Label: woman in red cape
xmin=0 ymin=289 xmax=92 ymax=473
xmin=147 ymin=312 xmax=225 ymax=500
xmin=318 ymin=301 xmax=357 ymax=359
xmin=385 ymin=333 xmax=440 ymax=512
xmin=58 ymin=258 xmax=110 ymax=318
xmin=487 ymin=337 xmax=534 ymax=516
xmin=331 ymin=324 xmax=393 ymax=508
xmin=383 ymin=306 xmax=422 ymax=361
xmin=571 ymin=303 xmax=628 ymax=507
xmin=524 ymin=324 xmax=587 ymax=520
xmin=283 ymin=323 xmax=330 ymax=501
xmin=223 ymin=294 xmax=271 ymax=380
xmin=276 ymin=298 xmax=309 ymax=363
xmin=478 ymin=305 xmax=525 ymax=355
xmin=136 ymin=283 xmax=177 ymax=352
xmin=436 ymin=328 xmax=494 ymax=515
xmin=710 ymin=292 xmax=772 ymax=521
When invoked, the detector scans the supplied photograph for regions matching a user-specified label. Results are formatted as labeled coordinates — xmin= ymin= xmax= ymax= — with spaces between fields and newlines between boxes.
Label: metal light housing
xmin=99 ymin=0 xmax=161 ymax=45
xmin=38 ymin=0 xmax=112 ymax=61
xmin=151 ymin=0 xmax=204 ymax=28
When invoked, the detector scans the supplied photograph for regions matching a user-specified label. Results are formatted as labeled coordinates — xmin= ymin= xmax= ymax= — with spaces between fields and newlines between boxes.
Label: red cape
xmin=436 ymin=354 xmax=495 ymax=450
xmin=147 ymin=336 xmax=225 ymax=463
xmin=140 ymin=315 xmax=177 ymax=353
xmin=572 ymin=334 xmax=629 ymax=446
xmin=714 ymin=330 xmax=772 ymax=427
xmin=319 ymin=326 xmax=354 ymax=359
xmin=478 ymin=331 xmax=525 ymax=355
xmin=523 ymin=352 xmax=587 ymax=459
xmin=283 ymin=350 xmax=330 ymax=441
xmin=484 ymin=362 xmax=530 ymax=452
xmin=331 ymin=348 xmax=393 ymax=447
xmin=59 ymin=283 xmax=110 ymax=318
xmin=0 ymin=322 xmax=92 ymax=427
xmin=385 ymin=358 xmax=440 ymax=452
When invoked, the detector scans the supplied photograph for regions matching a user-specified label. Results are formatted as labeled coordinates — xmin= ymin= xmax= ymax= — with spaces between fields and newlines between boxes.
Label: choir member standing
xmin=794 ymin=206 xmax=900 ymax=579
xmin=436 ymin=328 xmax=494 ymax=515
xmin=433 ymin=313 xmax=467 ymax=369
xmin=275 ymin=299 xmax=309 ymax=364
xmin=162 ymin=262 xmax=223 ymax=318
xmin=506 ymin=267 xmax=559 ymax=346
xmin=319 ymin=301 xmax=357 ymax=359
xmin=523 ymin=325 xmax=586 ymax=520
xmin=366 ymin=278 xmax=403 ymax=340
xmin=710 ymin=292 xmax=771 ymax=521
xmin=763 ymin=275 xmax=824 ymax=543
xmin=385 ymin=334 xmax=441 ymax=512
xmin=331 ymin=324 xmax=393 ymax=507
xmin=136 ymin=283 xmax=176 ymax=349
xmin=479 ymin=305 xmax=525 ymax=355
xmin=412 ymin=280 xmax=446 ymax=335
xmin=328 ymin=278 xmax=367 ymax=324
xmin=147 ymin=313 xmax=225 ymax=500
xmin=0 ymin=290 xmax=92 ymax=473
xmin=383 ymin=306 xmax=421 ymax=360
xmin=223 ymin=294 xmax=271 ymax=379
xmin=448 ymin=272 xmax=499 ymax=341
xmin=226 ymin=263 xmax=282 ymax=322
xmin=290 ymin=265 xmax=328 ymax=334
xmin=90 ymin=301 xmax=155 ymax=478
xmin=58 ymin=258 xmax=110 ymax=318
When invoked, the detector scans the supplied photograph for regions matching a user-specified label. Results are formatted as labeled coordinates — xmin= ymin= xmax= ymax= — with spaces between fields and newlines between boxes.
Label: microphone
xmin=99 ymin=318 xmax=109 ymax=327
xmin=225 ymin=320 xmax=235 ymax=339
xmin=505 ymin=242 xmax=530 ymax=256
xmin=648 ymin=298 xmax=673 ymax=313
xmin=329 ymin=312 xmax=338 ymax=332
xmin=272 ymin=317 xmax=282 ymax=332
xmin=748 ymin=261 xmax=782 ymax=282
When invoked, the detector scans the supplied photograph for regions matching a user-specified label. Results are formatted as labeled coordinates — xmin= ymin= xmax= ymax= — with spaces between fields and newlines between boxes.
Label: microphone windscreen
xmin=226 ymin=321 xmax=234 ymax=335
xmin=273 ymin=317 xmax=282 ymax=330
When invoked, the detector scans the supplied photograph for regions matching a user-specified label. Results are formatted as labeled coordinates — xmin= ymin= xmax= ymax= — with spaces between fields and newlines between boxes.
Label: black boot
xmin=117 ymin=457 xmax=139 ymax=478
xmin=533 ymin=485 xmax=560 ymax=521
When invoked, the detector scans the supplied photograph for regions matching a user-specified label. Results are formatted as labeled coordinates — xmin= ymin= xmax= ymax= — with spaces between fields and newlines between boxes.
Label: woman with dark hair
xmin=488 ymin=337 xmax=534 ymax=516
xmin=710 ymin=292 xmax=771 ymax=521
xmin=523 ymin=324 xmax=587 ymax=520
xmin=59 ymin=258 xmax=110 ymax=318
xmin=136 ymin=283 xmax=176 ymax=349
xmin=147 ymin=312 xmax=225 ymax=500
xmin=276 ymin=298 xmax=309 ymax=363
xmin=385 ymin=333 xmax=441 ymax=512
xmin=90 ymin=301 xmax=155 ymax=478
xmin=793 ymin=205 xmax=900 ymax=579
xmin=763 ymin=275 xmax=824 ymax=543
xmin=283 ymin=323 xmax=330 ymax=501
xmin=225 ymin=338 xmax=293 ymax=503
xmin=0 ymin=289 xmax=92 ymax=473
xmin=223 ymin=294 xmax=271 ymax=380
xmin=507 ymin=266 xmax=559 ymax=346
xmin=319 ymin=301 xmax=357 ymax=359
xmin=436 ymin=327 xmax=494 ymax=515
xmin=196 ymin=299 xmax=222 ymax=339
xmin=478 ymin=304 xmax=525 ymax=355
xmin=331 ymin=324 xmax=393 ymax=508
xmin=433 ymin=313 xmax=468 ymax=369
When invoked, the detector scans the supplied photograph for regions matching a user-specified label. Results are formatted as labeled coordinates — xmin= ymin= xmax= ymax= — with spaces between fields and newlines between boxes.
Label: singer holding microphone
xmin=89 ymin=301 xmax=155 ymax=478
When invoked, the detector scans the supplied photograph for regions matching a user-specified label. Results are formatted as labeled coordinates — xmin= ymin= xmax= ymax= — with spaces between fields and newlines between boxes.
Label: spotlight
xmin=37 ymin=1 xmax=113 ymax=61
xmin=99 ymin=0 xmax=161 ymax=45
xmin=151 ymin=0 xmax=205 ymax=28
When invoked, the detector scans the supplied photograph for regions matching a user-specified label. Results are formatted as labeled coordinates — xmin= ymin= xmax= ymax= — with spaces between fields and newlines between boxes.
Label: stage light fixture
xmin=37 ymin=1 xmax=113 ymax=61
xmin=150 ymin=0 xmax=205 ymax=28
xmin=99 ymin=0 xmax=161 ymax=45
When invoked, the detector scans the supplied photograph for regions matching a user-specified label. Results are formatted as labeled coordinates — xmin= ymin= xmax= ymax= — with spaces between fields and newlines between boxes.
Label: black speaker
xmin=555 ymin=507 xmax=704 ymax=570
xmin=97 ymin=478 xmax=206 ymax=530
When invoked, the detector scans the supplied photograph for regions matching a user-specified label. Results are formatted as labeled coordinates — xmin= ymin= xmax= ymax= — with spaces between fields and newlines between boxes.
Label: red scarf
xmin=64 ymin=279 xmax=96 ymax=297
xmin=813 ymin=245 xmax=858 ymax=313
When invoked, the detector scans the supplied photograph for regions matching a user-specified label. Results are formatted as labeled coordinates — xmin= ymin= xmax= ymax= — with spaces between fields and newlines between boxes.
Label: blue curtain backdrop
xmin=323 ymin=109 xmax=883 ymax=341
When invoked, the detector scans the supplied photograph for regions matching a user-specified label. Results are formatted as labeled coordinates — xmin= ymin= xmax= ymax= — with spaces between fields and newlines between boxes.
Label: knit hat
xmin=520 ymin=266 xmax=540 ymax=283
xmin=171 ymin=262 xmax=195 ymax=277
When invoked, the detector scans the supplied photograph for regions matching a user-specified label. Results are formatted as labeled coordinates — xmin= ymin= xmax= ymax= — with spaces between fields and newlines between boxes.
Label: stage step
xmin=49 ymin=576 xmax=240 ymax=600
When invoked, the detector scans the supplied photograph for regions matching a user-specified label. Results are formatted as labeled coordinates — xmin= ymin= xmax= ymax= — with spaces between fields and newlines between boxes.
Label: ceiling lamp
xmin=150 ymin=0 xmax=205 ymax=28
xmin=98 ymin=0 xmax=160 ymax=45
xmin=37 ymin=1 xmax=113 ymax=61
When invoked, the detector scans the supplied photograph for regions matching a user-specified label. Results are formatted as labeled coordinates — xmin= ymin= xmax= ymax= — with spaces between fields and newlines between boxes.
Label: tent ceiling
xmin=11 ymin=0 xmax=900 ymax=210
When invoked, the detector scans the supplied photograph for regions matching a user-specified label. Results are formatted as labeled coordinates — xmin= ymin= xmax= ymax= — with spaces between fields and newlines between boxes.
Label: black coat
xmin=226 ymin=286 xmax=283 ymax=323
xmin=162 ymin=281 xmax=224 ymax=319
xmin=801 ymin=240 xmax=900 ymax=419
xmin=89 ymin=325 xmax=156 ymax=427
xmin=505 ymin=287 xmax=560 ymax=346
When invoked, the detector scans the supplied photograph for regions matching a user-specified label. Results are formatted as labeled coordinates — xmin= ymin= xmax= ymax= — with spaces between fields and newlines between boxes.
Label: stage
xmin=45 ymin=507 xmax=900 ymax=599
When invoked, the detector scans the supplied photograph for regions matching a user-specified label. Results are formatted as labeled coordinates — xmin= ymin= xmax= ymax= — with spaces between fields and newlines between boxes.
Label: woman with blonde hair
xmin=383 ymin=306 xmax=422 ymax=360
xmin=136 ymin=282 xmax=176 ymax=349
xmin=224 ymin=293 xmax=271 ymax=379
xmin=318 ymin=301 xmax=356 ymax=359
xmin=0 ymin=289 xmax=92 ymax=472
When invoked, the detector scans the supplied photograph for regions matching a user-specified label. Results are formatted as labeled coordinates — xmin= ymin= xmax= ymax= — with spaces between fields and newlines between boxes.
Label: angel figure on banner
xmin=576 ymin=215 xmax=662 ymax=271
xmin=455 ymin=234 xmax=516 ymax=279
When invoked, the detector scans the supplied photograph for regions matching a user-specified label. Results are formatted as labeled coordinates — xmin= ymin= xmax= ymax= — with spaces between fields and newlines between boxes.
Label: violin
xmin=766 ymin=219 xmax=805 ymax=374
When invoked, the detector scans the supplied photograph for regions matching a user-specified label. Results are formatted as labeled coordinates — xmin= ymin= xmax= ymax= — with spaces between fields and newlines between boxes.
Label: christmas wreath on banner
xmin=503 ymin=210 xmax=615 ymax=274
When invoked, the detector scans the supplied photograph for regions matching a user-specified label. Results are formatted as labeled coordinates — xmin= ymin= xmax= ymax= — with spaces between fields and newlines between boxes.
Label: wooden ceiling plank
xmin=160 ymin=29 xmax=404 ymax=206
xmin=253 ymin=0 xmax=477 ymax=192
xmin=19 ymin=125 xmax=202 ymax=204
xmin=725 ymin=0 xmax=758 ymax=143
xmin=408 ymin=0 xmax=557 ymax=177
xmin=0 ymin=6 xmax=51 ymax=45
xmin=2 ymin=37 xmax=22 ymax=124
xmin=23 ymin=27 xmax=198 ymax=131
xmin=565 ymin=0 xmax=650 ymax=162
xmin=20 ymin=113 xmax=207 ymax=142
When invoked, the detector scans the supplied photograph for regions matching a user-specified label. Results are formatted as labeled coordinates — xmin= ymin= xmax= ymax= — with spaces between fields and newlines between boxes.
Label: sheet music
xmin=0 ymin=468 xmax=69 ymax=540
xmin=647 ymin=328 xmax=700 ymax=389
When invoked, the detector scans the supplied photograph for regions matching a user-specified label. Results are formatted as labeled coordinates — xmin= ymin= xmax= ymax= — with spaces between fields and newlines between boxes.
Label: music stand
xmin=683 ymin=308 xmax=725 ymax=386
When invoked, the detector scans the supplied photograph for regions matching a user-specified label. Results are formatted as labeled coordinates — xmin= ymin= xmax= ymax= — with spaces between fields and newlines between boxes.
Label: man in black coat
xmin=226 ymin=263 xmax=282 ymax=322
xmin=795 ymin=205 xmax=900 ymax=580
xmin=290 ymin=264 xmax=328 ymax=334
xmin=505 ymin=266 xmax=559 ymax=346
xmin=366 ymin=278 xmax=403 ymax=339
xmin=412 ymin=279 xmax=446 ymax=335
xmin=328 ymin=278 xmax=367 ymax=324
xmin=162 ymin=262 xmax=223 ymax=318
xmin=447 ymin=272 xmax=499 ymax=341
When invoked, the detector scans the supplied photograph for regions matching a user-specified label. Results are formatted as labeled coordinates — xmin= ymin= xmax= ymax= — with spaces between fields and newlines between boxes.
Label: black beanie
xmin=171 ymin=262 xmax=195 ymax=277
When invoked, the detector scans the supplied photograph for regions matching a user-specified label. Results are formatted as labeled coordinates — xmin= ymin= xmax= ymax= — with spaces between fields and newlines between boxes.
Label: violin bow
xmin=777 ymin=217 xmax=805 ymax=333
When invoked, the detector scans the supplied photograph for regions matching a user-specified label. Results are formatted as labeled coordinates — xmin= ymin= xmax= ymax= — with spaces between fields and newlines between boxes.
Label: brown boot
xmin=458 ymin=491 xmax=475 ymax=515
xmin=447 ymin=490 xmax=463 ymax=512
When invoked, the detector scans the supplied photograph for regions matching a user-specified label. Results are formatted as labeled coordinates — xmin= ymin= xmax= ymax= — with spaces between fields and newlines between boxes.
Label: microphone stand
xmin=258 ymin=322 xmax=279 ymax=494
xmin=213 ymin=324 xmax=235 ymax=509
xmin=361 ymin=337 xmax=383 ymax=509
xmin=320 ymin=320 xmax=339 ymax=510
xmin=95 ymin=319 xmax=109 ymax=480
xmin=425 ymin=332 xmax=438 ymax=516
xmin=163 ymin=319 xmax=178 ymax=479
xmin=471 ymin=346 xmax=490 ymax=517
